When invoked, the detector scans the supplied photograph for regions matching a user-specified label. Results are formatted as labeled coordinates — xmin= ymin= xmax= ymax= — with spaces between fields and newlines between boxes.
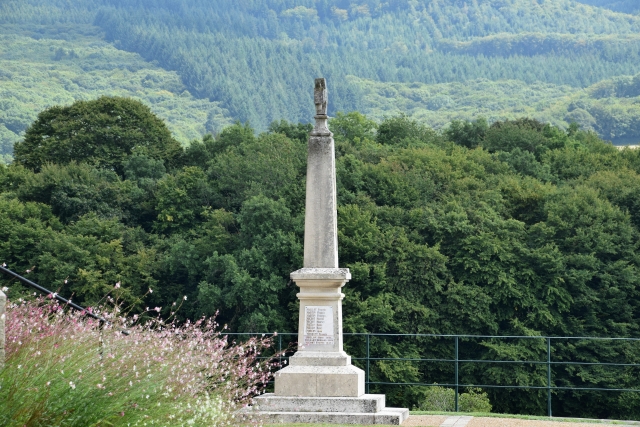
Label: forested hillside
xmin=0 ymin=9 xmax=232 ymax=163
xmin=93 ymin=0 xmax=640 ymax=133
xmin=2 ymin=98 xmax=640 ymax=418
xmin=578 ymin=0 xmax=640 ymax=13
xmin=4 ymin=0 xmax=640 ymax=154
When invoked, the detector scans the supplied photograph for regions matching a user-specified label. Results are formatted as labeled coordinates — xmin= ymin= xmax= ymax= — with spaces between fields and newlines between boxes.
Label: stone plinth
xmin=275 ymin=268 xmax=365 ymax=398
xmin=0 ymin=290 xmax=5 ymax=366
xmin=248 ymin=268 xmax=409 ymax=424
xmin=248 ymin=394 xmax=409 ymax=425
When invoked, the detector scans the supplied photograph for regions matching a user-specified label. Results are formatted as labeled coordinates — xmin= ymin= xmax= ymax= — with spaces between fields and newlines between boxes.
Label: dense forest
xmin=5 ymin=0 xmax=640 ymax=156
xmin=579 ymin=0 xmax=640 ymax=13
xmin=2 ymin=97 xmax=640 ymax=418
xmin=91 ymin=0 xmax=640 ymax=133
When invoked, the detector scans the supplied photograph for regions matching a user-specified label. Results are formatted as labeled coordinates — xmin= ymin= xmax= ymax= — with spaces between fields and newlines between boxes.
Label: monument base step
xmin=254 ymin=409 xmax=409 ymax=425
xmin=245 ymin=394 xmax=409 ymax=425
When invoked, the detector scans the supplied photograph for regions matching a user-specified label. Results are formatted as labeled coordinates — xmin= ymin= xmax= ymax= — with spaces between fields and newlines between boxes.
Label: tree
xmin=446 ymin=118 xmax=488 ymax=149
xmin=13 ymin=96 xmax=183 ymax=176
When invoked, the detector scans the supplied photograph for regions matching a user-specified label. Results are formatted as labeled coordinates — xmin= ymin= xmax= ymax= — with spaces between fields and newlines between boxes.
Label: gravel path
xmin=403 ymin=415 xmax=639 ymax=427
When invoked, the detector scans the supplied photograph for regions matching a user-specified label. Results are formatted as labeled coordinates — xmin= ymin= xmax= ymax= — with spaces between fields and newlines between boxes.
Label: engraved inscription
xmin=303 ymin=306 xmax=334 ymax=346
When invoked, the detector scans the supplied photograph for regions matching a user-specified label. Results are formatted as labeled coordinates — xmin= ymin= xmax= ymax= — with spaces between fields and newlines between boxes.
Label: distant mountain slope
xmin=91 ymin=0 xmax=640 ymax=129
xmin=0 ymin=27 xmax=231 ymax=163
xmin=577 ymin=0 xmax=640 ymax=14
xmin=3 ymin=0 xmax=640 ymax=141
xmin=351 ymin=72 xmax=640 ymax=144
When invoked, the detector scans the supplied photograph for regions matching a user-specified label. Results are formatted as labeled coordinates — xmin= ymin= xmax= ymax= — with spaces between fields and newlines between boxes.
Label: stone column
xmin=303 ymin=78 xmax=338 ymax=270
xmin=0 ymin=290 xmax=6 ymax=366
xmin=273 ymin=79 xmax=365 ymax=398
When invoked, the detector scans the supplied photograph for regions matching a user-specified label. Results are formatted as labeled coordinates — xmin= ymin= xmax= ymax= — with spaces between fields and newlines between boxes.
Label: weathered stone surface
xmin=314 ymin=78 xmax=328 ymax=117
xmin=288 ymin=351 xmax=351 ymax=366
xmin=274 ymin=364 xmax=365 ymax=397
xmin=291 ymin=268 xmax=351 ymax=281
xmin=293 ymin=271 xmax=348 ymax=355
xmin=252 ymin=394 xmax=386 ymax=413
xmin=0 ymin=290 xmax=6 ymax=366
xmin=254 ymin=409 xmax=409 ymax=425
xmin=303 ymin=135 xmax=339 ymax=268
xmin=247 ymin=394 xmax=409 ymax=425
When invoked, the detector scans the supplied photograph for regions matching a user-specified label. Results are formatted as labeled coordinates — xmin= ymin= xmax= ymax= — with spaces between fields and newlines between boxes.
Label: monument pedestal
xmin=276 ymin=268 xmax=364 ymax=398
xmin=247 ymin=269 xmax=408 ymax=425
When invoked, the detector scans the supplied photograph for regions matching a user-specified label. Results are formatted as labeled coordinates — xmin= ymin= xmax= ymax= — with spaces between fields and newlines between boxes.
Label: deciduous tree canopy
xmin=14 ymin=97 xmax=183 ymax=175
xmin=2 ymin=109 xmax=640 ymax=418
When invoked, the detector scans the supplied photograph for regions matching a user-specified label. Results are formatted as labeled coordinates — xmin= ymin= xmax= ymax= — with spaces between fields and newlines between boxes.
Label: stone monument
xmin=249 ymin=79 xmax=408 ymax=424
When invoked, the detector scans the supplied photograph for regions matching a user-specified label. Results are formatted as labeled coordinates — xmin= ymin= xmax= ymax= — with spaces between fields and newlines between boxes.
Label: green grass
xmin=411 ymin=411 xmax=639 ymax=424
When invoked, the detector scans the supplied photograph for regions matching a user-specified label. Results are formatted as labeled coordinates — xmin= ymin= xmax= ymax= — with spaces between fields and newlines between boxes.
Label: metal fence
xmin=224 ymin=332 xmax=640 ymax=417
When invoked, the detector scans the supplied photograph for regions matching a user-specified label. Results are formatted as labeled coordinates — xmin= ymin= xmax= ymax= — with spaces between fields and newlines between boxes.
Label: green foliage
xmin=446 ymin=118 xmax=488 ymax=149
xmin=376 ymin=115 xmax=439 ymax=147
xmin=417 ymin=386 xmax=492 ymax=413
xmin=348 ymin=75 xmax=640 ymax=144
xmin=0 ymin=30 xmax=232 ymax=162
xmin=269 ymin=120 xmax=313 ymax=144
xmin=5 ymin=0 xmax=640 ymax=146
xmin=460 ymin=389 xmax=493 ymax=413
xmin=417 ymin=386 xmax=455 ymax=412
xmin=577 ymin=0 xmax=640 ymax=14
xmin=14 ymin=96 xmax=182 ymax=175
xmin=4 ymin=0 xmax=640 ymax=417
xmin=330 ymin=112 xmax=377 ymax=143
xmin=4 ymin=110 xmax=640 ymax=418
xmin=78 ymin=0 xmax=640 ymax=131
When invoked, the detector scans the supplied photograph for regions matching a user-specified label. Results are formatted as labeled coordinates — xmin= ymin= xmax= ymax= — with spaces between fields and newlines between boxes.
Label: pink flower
xmin=115 ymin=282 xmax=121 ymax=289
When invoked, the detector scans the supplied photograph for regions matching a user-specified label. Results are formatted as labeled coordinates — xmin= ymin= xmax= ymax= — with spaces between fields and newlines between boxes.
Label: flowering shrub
xmin=0 ymin=298 xmax=277 ymax=426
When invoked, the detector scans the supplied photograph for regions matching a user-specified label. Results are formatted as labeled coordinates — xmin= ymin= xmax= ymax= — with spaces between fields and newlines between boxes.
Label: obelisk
xmin=249 ymin=79 xmax=408 ymax=425
xmin=274 ymin=78 xmax=363 ymax=397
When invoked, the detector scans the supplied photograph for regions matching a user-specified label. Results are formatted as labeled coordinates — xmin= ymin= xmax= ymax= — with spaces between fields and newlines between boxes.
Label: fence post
xmin=0 ymin=290 xmax=5 ymax=366
xmin=455 ymin=336 xmax=459 ymax=412
xmin=366 ymin=333 xmax=370 ymax=394
xmin=278 ymin=334 xmax=282 ymax=369
xmin=547 ymin=337 xmax=552 ymax=417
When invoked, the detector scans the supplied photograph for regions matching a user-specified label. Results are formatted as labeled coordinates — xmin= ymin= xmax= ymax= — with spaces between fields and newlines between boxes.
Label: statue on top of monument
xmin=314 ymin=78 xmax=328 ymax=117
xmin=312 ymin=78 xmax=330 ymax=136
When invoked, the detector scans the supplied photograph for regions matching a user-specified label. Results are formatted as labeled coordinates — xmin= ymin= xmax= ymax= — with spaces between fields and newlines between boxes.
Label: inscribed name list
xmin=303 ymin=306 xmax=334 ymax=346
